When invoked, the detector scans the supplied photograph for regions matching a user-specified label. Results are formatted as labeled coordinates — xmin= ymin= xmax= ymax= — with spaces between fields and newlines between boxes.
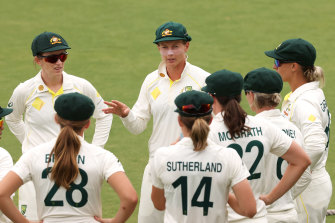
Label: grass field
xmin=1 ymin=0 xmax=335 ymax=222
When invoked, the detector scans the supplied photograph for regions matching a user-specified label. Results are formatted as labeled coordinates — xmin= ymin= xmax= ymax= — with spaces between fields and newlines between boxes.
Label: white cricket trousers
xmin=138 ymin=162 xmax=164 ymax=223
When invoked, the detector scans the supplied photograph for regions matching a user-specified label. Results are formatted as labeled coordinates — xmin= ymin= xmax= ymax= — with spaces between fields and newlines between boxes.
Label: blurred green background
xmin=1 ymin=0 xmax=335 ymax=222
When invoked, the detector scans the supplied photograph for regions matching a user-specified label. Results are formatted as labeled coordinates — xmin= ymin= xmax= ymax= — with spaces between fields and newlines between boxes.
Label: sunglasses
xmin=39 ymin=52 xmax=68 ymax=63
xmin=181 ymin=104 xmax=211 ymax=115
xmin=274 ymin=59 xmax=294 ymax=67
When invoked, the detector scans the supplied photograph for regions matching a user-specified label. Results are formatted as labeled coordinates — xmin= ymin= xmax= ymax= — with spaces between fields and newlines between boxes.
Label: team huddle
xmin=0 ymin=21 xmax=331 ymax=223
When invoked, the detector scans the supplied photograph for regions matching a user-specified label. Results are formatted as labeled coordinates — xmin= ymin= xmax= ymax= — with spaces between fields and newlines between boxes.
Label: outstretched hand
xmin=103 ymin=100 xmax=130 ymax=118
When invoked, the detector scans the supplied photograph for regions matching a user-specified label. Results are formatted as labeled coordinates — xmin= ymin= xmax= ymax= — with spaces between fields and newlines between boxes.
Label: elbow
xmin=244 ymin=204 xmax=257 ymax=218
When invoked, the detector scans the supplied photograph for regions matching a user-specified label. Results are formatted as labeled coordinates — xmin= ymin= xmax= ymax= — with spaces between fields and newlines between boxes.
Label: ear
xmin=34 ymin=56 xmax=42 ymax=65
xmin=84 ymin=120 xmax=91 ymax=130
xmin=54 ymin=114 xmax=59 ymax=124
xmin=178 ymin=116 xmax=184 ymax=128
xmin=184 ymin=42 xmax=190 ymax=52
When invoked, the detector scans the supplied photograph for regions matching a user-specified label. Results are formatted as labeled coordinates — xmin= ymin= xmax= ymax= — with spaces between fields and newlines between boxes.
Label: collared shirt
xmin=121 ymin=61 xmax=210 ymax=158
xmin=257 ymin=109 xmax=310 ymax=214
xmin=151 ymin=137 xmax=249 ymax=223
xmin=12 ymin=136 xmax=124 ymax=222
xmin=281 ymin=81 xmax=330 ymax=172
xmin=6 ymin=71 xmax=112 ymax=153
xmin=209 ymin=113 xmax=292 ymax=221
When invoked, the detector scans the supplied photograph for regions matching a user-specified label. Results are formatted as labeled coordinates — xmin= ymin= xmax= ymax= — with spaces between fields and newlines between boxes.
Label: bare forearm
xmin=112 ymin=200 xmax=137 ymax=223
xmin=0 ymin=197 xmax=28 ymax=223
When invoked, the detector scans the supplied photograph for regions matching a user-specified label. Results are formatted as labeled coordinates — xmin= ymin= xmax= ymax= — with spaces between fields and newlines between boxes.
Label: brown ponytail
xmin=216 ymin=95 xmax=249 ymax=139
xmin=48 ymin=115 xmax=88 ymax=189
xmin=180 ymin=115 xmax=212 ymax=151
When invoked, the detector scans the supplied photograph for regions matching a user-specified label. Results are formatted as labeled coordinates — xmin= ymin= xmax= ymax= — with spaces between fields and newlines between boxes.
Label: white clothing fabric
xmin=11 ymin=137 xmax=124 ymax=222
xmin=151 ymin=137 xmax=250 ymax=223
xmin=209 ymin=113 xmax=292 ymax=222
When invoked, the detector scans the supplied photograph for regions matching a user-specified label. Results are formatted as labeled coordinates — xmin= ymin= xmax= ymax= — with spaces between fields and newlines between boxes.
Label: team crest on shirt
xmin=8 ymin=102 xmax=13 ymax=107
xmin=50 ymin=36 xmax=62 ymax=45
xmin=21 ymin=205 xmax=27 ymax=215
xmin=161 ymin=29 xmax=172 ymax=37
xmin=181 ymin=86 xmax=193 ymax=93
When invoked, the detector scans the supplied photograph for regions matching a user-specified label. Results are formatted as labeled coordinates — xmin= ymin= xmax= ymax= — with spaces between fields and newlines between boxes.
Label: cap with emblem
xmin=264 ymin=38 xmax=316 ymax=67
xmin=202 ymin=69 xmax=243 ymax=97
xmin=153 ymin=21 xmax=192 ymax=44
xmin=244 ymin=67 xmax=283 ymax=94
xmin=31 ymin=32 xmax=71 ymax=56
xmin=0 ymin=106 xmax=13 ymax=118
xmin=54 ymin=93 xmax=95 ymax=121
xmin=175 ymin=90 xmax=213 ymax=117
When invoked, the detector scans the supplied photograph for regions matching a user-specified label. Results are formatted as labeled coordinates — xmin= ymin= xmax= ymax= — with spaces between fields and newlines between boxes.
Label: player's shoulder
xmin=186 ymin=62 xmax=210 ymax=77
xmin=12 ymin=75 xmax=38 ymax=95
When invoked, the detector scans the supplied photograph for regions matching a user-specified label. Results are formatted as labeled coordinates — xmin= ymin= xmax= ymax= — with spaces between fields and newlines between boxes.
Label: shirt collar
xmin=284 ymin=81 xmax=320 ymax=102
xmin=34 ymin=71 xmax=73 ymax=93
xmin=256 ymin=109 xmax=282 ymax=119
xmin=157 ymin=60 xmax=190 ymax=79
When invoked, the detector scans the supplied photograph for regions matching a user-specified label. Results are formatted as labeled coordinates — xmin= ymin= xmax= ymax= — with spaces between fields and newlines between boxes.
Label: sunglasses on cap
xmin=38 ymin=52 xmax=68 ymax=63
xmin=181 ymin=104 xmax=211 ymax=115
xmin=274 ymin=59 xmax=294 ymax=67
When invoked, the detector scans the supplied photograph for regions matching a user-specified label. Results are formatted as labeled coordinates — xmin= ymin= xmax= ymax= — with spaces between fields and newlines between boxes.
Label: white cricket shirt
xmin=209 ymin=113 xmax=292 ymax=221
xmin=281 ymin=81 xmax=330 ymax=173
xmin=121 ymin=61 xmax=209 ymax=158
xmin=151 ymin=137 xmax=250 ymax=223
xmin=11 ymin=137 xmax=124 ymax=222
xmin=6 ymin=71 xmax=113 ymax=153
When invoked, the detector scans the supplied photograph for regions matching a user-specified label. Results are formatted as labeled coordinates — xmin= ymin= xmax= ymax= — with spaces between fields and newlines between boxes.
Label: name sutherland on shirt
xmin=167 ymin=161 xmax=222 ymax=172
xmin=218 ymin=127 xmax=263 ymax=142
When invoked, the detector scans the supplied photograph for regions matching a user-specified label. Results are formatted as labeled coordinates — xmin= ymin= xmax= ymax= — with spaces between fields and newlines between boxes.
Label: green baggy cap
xmin=244 ymin=67 xmax=283 ymax=94
xmin=264 ymin=38 xmax=316 ymax=67
xmin=202 ymin=69 xmax=243 ymax=97
xmin=54 ymin=93 xmax=95 ymax=121
xmin=31 ymin=32 xmax=71 ymax=56
xmin=175 ymin=90 xmax=213 ymax=117
xmin=153 ymin=21 xmax=192 ymax=44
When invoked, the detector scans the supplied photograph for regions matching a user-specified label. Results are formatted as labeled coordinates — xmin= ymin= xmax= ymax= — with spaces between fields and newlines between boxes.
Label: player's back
xmin=152 ymin=137 xmax=249 ymax=223
xmin=209 ymin=113 xmax=292 ymax=221
xmin=13 ymin=138 xmax=123 ymax=222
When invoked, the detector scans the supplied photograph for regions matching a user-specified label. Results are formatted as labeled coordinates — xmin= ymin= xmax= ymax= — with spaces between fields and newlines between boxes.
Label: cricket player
xmin=151 ymin=90 xmax=256 ymax=222
xmin=103 ymin=21 xmax=210 ymax=223
xmin=5 ymin=31 xmax=113 ymax=220
xmin=0 ymin=106 xmax=14 ymax=223
xmin=0 ymin=93 xmax=137 ymax=222
xmin=265 ymin=38 xmax=332 ymax=223
xmin=243 ymin=67 xmax=312 ymax=222
xmin=203 ymin=69 xmax=311 ymax=222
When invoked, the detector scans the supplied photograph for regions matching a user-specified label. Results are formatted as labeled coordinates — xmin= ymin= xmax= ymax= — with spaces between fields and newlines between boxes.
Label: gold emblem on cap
xmin=38 ymin=85 xmax=44 ymax=91
xmin=50 ymin=36 xmax=62 ymax=45
xmin=159 ymin=73 xmax=165 ymax=77
xmin=161 ymin=29 xmax=173 ymax=37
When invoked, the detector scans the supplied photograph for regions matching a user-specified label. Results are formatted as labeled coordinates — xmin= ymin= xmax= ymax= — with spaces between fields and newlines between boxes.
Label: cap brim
xmin=0 ymin=108 xmax=13 ymax=118
xmin=42 ymin=45 xmax=71 ymax=53
xmin=201 ymin=85 xmax=210 ymax=93
xmin=264 ymin=50 xmax=287 ymax=61
xmin=153 ymin=36 xmax=187 ymax=44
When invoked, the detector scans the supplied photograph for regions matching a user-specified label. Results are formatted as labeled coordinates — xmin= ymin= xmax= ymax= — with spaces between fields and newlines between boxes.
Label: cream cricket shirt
xmin=209 ymin=113 xmax=292 ymax=221
xmin=281 ymin=81 xmax=330 ymax=173
xmin=0 ymin=147 xmax=13 ymax=222
xmin=11 ymin=137 xmax=124 ymax=222
xmin=121 ymin=61 xmax=209 ymax=158
xmin=151 ymin=137 xmax=250 ymax=223
xmin=256 ymin=109 xmax=310 ymax=213
xmin=6 ymin=71 xmax=113 ymax=153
